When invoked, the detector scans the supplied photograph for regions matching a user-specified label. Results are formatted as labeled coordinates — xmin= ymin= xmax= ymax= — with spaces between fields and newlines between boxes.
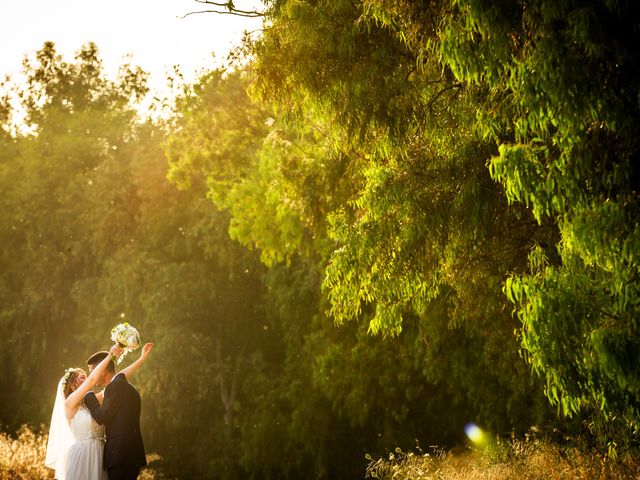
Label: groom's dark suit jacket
xmin=84 ymin=373 xmax=147 ymax=470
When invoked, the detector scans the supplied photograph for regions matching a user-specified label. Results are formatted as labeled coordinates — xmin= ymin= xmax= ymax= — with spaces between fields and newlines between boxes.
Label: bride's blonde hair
xmin=62 ymin=368 xmax=86 ymax=398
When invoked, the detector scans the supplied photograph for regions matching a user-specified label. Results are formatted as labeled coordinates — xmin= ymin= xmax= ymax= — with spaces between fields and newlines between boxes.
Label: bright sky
xmin=0 ymin=0 xmax=263 ymax=91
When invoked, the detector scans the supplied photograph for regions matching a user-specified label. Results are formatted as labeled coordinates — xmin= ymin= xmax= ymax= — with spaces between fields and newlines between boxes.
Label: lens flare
xmin=464 ymin=423 xmax=485 ymax=444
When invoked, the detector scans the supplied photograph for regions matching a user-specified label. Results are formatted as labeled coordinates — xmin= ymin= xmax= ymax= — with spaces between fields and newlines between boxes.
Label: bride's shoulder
xmin=66 ymin=404 xmax=83 ymax=422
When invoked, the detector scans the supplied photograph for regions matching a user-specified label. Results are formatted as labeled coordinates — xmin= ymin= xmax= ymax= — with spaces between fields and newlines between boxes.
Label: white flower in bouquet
xmin=111 ymin=322 xmax=141 ymax=364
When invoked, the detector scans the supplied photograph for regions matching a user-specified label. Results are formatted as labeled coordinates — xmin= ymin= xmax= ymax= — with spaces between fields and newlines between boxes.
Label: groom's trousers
xmin=108 ymin=465 xmax=141 ymax=480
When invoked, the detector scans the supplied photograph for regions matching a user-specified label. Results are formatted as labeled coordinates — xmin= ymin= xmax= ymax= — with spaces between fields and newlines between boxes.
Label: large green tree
xmin=0 ymin=41 xmax=148 ymax=425
xmin=0 ymin=43 xmax=272 ymax=478
xmin=166 ymin=62 xmax=518 ymax=476
xmin=434 ymin=0 xmax=640 ymax=436
xmin=345 ymin=0 xmax=640 ymax=445
xmin=170 ymin=0 xmax=553 ymax=438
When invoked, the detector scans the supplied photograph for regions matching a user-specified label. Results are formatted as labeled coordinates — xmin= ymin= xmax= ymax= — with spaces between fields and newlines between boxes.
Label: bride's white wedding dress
xmin=64 ymin=406 xmax=108 ymax=480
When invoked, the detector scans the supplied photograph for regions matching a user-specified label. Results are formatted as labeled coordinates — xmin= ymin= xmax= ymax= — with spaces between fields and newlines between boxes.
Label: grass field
xmin=3 ymin=425 xmax=639 ymax=479
xmin=0 ymin=425 xmax=162 ymax=480
xmin=366 ymin=433 xmax=640 ymax=480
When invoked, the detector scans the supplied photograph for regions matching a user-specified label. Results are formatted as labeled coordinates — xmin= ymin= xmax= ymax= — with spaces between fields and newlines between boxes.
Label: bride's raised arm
xmin=64 ymin=344 xmax=121 ymax=416
xmin=120 ymin=343 xmax=154 ymax=380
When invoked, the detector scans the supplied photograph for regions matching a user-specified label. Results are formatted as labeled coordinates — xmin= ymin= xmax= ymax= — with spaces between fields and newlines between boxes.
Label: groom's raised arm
xmin=84 ymin=381 xmax=121 ymax=425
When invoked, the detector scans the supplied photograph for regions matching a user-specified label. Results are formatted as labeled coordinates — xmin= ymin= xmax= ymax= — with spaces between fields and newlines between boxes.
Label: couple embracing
xmin=45 ymin=342 xmax=154 ymax=480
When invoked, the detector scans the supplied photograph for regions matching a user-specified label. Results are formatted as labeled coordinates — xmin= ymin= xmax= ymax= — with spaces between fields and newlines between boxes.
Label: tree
xmin=435 ymin=0 xmax=640 ymax=437
xmin=183 ymin=0 xmax=265 ymax=18
xmin=0 ymin=41 xmax=148 ymax=426
xmin=167 ymin=0 xmax=554 ymax=453
xmin=249 ymin=0 xmax=553 ymax=430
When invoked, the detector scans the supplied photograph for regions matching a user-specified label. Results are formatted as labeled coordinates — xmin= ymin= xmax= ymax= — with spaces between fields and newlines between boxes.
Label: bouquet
xmin=111 ymin=322 xmax=141 ymax=364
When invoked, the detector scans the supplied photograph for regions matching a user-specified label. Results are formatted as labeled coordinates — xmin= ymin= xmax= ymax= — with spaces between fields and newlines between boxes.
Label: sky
xmin=0 ymin=0 xmax=263 ymax=91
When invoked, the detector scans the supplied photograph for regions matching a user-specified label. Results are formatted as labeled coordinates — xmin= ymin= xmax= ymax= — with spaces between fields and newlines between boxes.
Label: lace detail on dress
xmin=69 ymin=406 xmax=105 ymax=441
xmin=65 ymin=406 xmax=107 ymax=480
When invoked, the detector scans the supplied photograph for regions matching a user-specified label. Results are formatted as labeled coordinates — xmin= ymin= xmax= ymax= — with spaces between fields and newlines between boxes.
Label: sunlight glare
xmin=464 ymin=423 xmax=485 ymax=445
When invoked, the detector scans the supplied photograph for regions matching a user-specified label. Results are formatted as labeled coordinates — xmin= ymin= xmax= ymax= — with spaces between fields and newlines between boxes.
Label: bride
xmin=45 ymin=343 xmax=152 ymax=480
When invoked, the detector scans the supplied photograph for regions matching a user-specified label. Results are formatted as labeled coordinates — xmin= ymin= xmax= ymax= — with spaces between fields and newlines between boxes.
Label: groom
xmin=84 ymin=350 xmax=147 ymax=480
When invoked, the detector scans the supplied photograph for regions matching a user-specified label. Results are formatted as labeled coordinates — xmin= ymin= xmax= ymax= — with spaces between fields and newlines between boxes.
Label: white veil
xmin=45 ymin=378 xmax=73 ymax=479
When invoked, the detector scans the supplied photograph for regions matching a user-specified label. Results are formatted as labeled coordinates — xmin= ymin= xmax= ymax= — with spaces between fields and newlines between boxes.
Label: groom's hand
xmin=141 ymin=343 xmax=154 ymax=358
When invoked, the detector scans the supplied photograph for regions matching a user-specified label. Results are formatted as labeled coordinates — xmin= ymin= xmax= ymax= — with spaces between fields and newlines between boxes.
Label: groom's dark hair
xmin=86 ymin=351 xmax=116 ymax=373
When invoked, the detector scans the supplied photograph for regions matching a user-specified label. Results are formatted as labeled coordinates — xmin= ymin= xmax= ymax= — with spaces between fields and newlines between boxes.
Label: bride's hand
xmin=141 ymin=343 xmax=154 ymax=359
xmin=109 ymin=344 xmax=123 ymax=359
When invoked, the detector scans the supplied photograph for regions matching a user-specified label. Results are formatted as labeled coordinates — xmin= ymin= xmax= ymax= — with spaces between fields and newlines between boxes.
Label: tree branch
xmin=181 ymin=0 xmax=265 ymax=18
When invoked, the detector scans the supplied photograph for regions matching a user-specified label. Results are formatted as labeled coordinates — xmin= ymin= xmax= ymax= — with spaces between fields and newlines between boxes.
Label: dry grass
xmin=0 ymin=426 xmax=164 ymax=480
xmin=5 ymin=425 xmax=639 ymax=479
xmin=0 ymin=425 xmax=53 ymax=480
xmin=366 ymin=437 xmax=640 ymax=480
